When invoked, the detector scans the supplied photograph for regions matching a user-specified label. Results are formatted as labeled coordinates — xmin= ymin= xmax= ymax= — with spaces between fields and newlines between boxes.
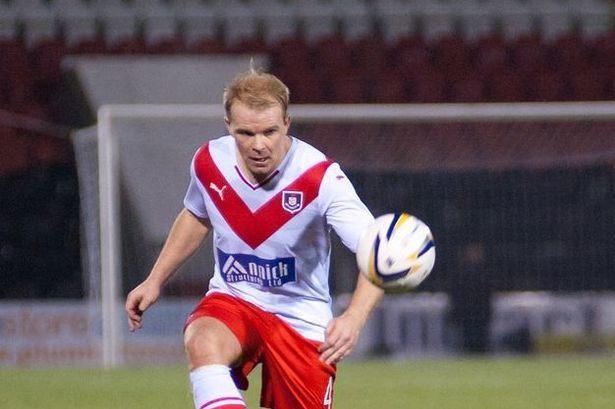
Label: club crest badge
xmin=282 ymin=191 xmax=304 ymax=214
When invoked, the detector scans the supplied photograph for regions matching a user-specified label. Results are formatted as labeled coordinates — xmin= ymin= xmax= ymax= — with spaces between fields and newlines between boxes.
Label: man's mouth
xmin=251 ymin=157 xmax=268 ymax=164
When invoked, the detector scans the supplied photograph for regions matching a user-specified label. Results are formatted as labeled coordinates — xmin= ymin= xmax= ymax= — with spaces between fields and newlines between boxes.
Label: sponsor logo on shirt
xmin=217 ymin=248 xmax=296 ymax=287
xmin=282 ymin=190 xmax=303 ymax=214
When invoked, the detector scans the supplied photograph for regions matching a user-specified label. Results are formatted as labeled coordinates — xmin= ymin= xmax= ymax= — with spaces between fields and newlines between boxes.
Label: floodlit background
xmin=1 ymin=0 xmax=615 ymax=408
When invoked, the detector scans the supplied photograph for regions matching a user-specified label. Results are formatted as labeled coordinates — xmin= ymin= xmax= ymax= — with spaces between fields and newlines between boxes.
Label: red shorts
xmin=185 ymin=293 xmax=336 ymax=409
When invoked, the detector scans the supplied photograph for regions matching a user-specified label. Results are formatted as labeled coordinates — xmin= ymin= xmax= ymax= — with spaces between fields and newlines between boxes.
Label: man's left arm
xmin=319 ymin=273 xmax=384 ymax=364
xmin=318 ymin=163 xmax=383 ymax=364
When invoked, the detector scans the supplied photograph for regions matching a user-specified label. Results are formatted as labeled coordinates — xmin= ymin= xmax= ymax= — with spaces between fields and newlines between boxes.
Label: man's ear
xmin=224 ymin=116 xmax=231 ymax=132
xmin=284 ymin=114 xmax=291 ymax=127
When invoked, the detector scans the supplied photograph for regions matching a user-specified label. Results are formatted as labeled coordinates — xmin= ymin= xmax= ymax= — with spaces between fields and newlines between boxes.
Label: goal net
xmin=77 ymin=102 xmax=615 ymax=367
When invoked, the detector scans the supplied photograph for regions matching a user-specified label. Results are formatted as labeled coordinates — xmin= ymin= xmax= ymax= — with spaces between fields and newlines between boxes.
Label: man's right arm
xmin=125 ymin=208 xmax=211 ymax=331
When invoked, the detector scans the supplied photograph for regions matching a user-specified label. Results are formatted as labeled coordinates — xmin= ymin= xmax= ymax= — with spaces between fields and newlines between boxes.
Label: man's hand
xmin=318 ymin=311 xmax=364 ymax=365
xmin=125 ymin=279 xmax=162 ymax=332
xmin=124 ymin=208 xmax=211 ymax=332
xmin=319 ymin=274 xmax=384 ymax=364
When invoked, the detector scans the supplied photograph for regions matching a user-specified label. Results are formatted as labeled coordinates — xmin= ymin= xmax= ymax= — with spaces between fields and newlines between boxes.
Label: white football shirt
xmin=184 ymin=135 xmax=374 ymax=341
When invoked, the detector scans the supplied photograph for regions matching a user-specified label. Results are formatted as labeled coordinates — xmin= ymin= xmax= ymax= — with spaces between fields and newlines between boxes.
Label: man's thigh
xmin=183 ymin=316 xmax=243 ymax=369
xmin=260 ymin=324 xmax=336 ymax=409
xmin=184 ymin=293 xmax=263 ymax=388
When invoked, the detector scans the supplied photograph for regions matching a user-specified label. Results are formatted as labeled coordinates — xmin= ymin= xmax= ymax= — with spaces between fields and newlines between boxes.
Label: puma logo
xmin=209 ymin=182 xmax=227 ymax=200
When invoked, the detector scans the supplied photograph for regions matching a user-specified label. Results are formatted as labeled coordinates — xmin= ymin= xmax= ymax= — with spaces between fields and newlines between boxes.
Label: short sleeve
xmin=183 ymin=154 xmax=209 ymax=219
xmin=320 ymin=163 xmax=374 ymax=252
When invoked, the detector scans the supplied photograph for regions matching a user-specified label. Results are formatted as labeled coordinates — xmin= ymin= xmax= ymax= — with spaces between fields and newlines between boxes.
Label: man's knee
xmin=184 ymin=317 xmax=242 ymax=369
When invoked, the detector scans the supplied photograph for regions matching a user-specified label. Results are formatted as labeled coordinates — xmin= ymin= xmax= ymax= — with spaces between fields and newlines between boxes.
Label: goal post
xmin=95 ymin=102 xmax=615 ymax=367
xmin=97 ymin=105 xmax=225 ymax=368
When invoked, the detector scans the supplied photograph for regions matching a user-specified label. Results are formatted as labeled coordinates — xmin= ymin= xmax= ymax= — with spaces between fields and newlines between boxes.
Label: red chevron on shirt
xmin=194 ymin=144 xmax=333 ymax=249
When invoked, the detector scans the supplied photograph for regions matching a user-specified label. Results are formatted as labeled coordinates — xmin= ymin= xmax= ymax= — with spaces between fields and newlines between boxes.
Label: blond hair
xmin=223 ymin=67 xmax=290 ymax=119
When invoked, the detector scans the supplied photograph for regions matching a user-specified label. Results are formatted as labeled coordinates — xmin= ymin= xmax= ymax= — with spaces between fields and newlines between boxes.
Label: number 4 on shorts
xmin=323 ymin=376 xmax=333 ymax=408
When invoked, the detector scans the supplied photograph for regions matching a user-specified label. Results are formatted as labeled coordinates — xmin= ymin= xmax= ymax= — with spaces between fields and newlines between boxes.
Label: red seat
xmin=409 ymin=70 xmax=447 ymax=103
xmin=0 ymin=83 xmax=10 ymax=110
xmin=280 ymin=69 xmax=325 ymax=103
xmin=591 ymin=31 xmax=615 ymax=78
xmin=474 ymin=32 xmax=506 ymax=49
xmin=449 ymin=75 xmax=487 ymax=103
xmin=189 ymin=37 xmax=225 ymax=54
xmin=608 ymin=77 xmax=615 ymax=100
xmin=7 ymin=80 xmax=35 ymax=111
xmin=529 ymin=70 xmax=569 ymax=101
xmin=432 ymin=35 xmax=473 ymax=79
xmin=30 ymin=133 xmax=73 ymax=166
xmin=328 ymin=72 xmax=367 ymax=103
xmin=551 ymin=33 xmax=591 ymax=74
xmin=0 ymin=40 xmax=33 ymax=88
xmin=570 ymin=70 xmax=608 ymax=101
xmin=271 ymin=37 xmax=312 ymax=71
xmin=474 ymin=42 xmax=508 ymax=76
xmin=349 ymin=36 xmax=389 ymax=76
xmin=70 ymin=37 xmax=108 ymax=54
xmin=312 ymin=35 xmax=353 ymax=80
xmin=488 ymin=69 xmax=527 ymax=102
xmin=0 ymin=127 xmax=31 ymax=176
xmin=30 ymin=39 xmax=67 ymax=84
xmin=394 ymin=41 xmax=431 ymax=76
xmin=20 ymin=103 xmax=51 ymax=121
xmin=393 ymin=35 xmax=425 ymax=52
xmin=108 ymin=37 xmax=147 ymax=54
xmin=371 ymin=69 xmax=409 ymax=103
xmin=147 ymin=36 xmax=186 ymax=54
xmin=226 ymin=37 xmax=267 ymax=54
xmin=510 ymin=35 xmax=549 ymax=75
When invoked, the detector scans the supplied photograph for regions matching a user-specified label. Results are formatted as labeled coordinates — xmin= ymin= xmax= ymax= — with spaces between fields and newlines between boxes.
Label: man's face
xmin=226 ymin=101 xmax=291 ymax=182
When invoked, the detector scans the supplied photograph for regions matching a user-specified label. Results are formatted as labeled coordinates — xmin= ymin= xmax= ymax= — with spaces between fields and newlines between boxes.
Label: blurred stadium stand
xmin=0 ymin=0 xmax=614 ymax=365
xmin=0 ymin=0 xmax=613 ymax=301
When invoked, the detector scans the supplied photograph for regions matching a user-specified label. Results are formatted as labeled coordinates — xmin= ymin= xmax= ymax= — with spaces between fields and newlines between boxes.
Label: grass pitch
xmin=1 ymin=355 xmax=614 ymax=408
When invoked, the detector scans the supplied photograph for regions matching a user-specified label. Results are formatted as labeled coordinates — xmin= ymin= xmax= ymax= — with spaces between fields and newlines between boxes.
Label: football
xmin=356 ymin=213 xmax=435 ymax=291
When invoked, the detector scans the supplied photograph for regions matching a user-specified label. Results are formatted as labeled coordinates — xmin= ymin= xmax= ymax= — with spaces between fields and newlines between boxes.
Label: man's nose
xmin=252 ymin=134 xmax=266 ymax=150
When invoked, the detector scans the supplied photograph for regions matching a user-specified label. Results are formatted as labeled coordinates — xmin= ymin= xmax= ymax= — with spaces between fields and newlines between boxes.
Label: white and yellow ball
xmin=356 ymin=213 xmax=435 ymax=291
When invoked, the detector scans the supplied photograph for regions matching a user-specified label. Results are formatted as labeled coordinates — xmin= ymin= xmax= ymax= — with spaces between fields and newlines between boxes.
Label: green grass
xmin=1 ymin=356 xmax=615 ymax=408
